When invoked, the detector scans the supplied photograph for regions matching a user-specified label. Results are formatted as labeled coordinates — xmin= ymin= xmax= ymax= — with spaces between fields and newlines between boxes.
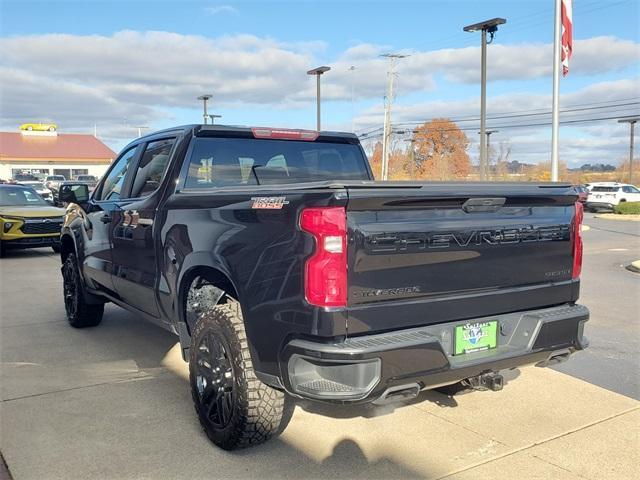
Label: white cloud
xmin=204 ymin=5 xmax=238 ymax=16
xmin=0 ymin=30 xmax=637 ymax=160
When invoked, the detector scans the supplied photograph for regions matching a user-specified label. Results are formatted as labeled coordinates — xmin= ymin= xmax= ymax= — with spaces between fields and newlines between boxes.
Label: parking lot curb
xmin=594 ymin=213 xmax=640 ymax=221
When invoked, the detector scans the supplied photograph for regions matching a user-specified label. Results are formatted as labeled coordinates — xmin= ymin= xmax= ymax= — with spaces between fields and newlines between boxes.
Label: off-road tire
xmin=52 ymin=245 xmax=61 ymax=254
xmin=62 ymin=253 xmax=104 ymax=328
xmin=189 ymin=300 xmax=294 ymax=450
xmin=0 ymin=240 xmax=5 ymax=258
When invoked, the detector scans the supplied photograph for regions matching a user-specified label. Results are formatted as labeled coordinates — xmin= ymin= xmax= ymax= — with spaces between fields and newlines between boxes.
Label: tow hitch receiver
xmin=464 ymin=372 xmax=504 ymax=391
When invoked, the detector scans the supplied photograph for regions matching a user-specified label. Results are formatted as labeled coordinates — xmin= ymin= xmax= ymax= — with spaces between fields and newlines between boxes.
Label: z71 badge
xmin=251 ymin=197 xmax=290 ymax=209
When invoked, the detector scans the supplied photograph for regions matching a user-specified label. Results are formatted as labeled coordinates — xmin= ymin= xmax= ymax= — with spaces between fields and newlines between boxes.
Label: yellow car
xmin=0 ymin=184 xmax=66 ymax=257
xmin=19 ymin=123 xmax=57 ymax=132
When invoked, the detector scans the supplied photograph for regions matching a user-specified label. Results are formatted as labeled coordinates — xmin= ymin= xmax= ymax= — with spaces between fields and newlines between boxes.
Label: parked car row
xmin=0 ymin=174 xmax=100 ymax=207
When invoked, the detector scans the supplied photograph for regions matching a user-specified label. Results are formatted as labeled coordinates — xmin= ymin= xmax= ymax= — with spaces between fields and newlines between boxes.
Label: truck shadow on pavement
xmin=1 ymin=266 xmax=505 ymax=480
xmin=74 ymin=310 xmax=436 ymax=478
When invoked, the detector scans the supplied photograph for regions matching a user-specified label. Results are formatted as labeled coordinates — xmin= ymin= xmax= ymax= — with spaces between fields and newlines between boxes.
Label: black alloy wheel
xmin=188 ymin=299 xmax=293 ymax=449
xmin=62 ymin=257 xmax=79 ymax=319
xmin=194 ymin=332 xmax=235 ymax=429
xmin=61 ymin=253 xmax=103 ymax=327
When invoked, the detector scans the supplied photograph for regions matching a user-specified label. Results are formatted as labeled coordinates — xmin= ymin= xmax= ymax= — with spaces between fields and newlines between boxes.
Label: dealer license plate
xmin=454 ymin=321 xmax=498 ymax=355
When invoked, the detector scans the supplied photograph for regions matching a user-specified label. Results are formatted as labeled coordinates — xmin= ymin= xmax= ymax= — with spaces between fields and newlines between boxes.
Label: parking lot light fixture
xmin=464 ymin=18 xmax=506 ymax=181
xmin=307 ymin=66 xmax=331 ymax=131
xmin=197 ymin=95 xmax=213 ymax=125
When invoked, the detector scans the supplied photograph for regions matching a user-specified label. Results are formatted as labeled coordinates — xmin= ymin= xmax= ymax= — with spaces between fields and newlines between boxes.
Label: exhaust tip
xmin=373 ymin=383 xmax=421 ymax=405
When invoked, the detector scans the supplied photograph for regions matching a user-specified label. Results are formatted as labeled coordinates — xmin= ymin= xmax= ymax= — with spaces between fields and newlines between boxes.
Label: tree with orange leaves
xmin=412 ymin=118 xmax=471 ymax=180
xmin=368 ymin=142 xmax=383 ymax=179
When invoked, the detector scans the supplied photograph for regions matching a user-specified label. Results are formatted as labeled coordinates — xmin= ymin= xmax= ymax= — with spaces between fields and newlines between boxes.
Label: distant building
xmin=0 ymin=128 xmax=116 ymax=181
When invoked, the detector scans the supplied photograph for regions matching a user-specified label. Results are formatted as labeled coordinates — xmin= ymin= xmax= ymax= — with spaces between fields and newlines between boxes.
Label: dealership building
xmin=0 ymin=128 xmax=116 ymax=181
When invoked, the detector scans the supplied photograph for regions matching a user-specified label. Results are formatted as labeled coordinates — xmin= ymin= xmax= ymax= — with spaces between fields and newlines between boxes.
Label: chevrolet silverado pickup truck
xmin=58 ymin=125 xmax=589 ymax=450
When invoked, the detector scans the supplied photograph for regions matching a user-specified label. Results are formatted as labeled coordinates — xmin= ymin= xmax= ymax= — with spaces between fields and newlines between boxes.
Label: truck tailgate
xmin=346 ymin=183 xmax=579 ymax=333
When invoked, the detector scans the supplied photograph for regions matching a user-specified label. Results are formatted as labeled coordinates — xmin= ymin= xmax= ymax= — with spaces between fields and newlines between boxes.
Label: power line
xmin=360 ymin=100 xmax=640 ymax=134
xmin=357 ymin=98 xmax=640 ymax=137
xmin=396 ymin=102 xmax=640 ymax=126
xmin=360 ymin=114 xmax=640 ymax=139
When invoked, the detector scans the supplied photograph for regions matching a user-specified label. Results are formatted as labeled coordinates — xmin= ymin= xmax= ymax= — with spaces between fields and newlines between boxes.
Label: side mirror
xmin=59 ymin=183 xmax=90 ymax=204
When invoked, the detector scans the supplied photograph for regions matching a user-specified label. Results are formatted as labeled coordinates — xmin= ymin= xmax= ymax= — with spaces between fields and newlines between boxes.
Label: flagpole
xmin=551 ymin=0 xmax=562 ymax=181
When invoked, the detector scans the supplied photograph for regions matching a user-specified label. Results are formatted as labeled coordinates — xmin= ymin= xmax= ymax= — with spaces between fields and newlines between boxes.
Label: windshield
xmin=0 ymin=186 xmax=48 ymax=206
xmin=184 ymin=137 xmax=370 ymax=188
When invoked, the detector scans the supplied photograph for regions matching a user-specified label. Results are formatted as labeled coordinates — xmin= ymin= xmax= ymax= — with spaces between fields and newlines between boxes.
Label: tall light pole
xmin=307 ymin=66 xmax=331 ymax=131
xmin=134 ymin=126 xmax=149 ymax=138
xmin=349 ymin=65 xmax=356 ymax=132
xmin=208 ymin=114 xmax=222 ymax=125
xmin=478 ymin=129 xmax=498 ymax=179
xmin=381 ymin=53 xmax=408 ymax=181
xmin=619 ymin=117 xmax=639 ymax=184
xmin=197 ymin=94 xmax=213 ymax=125
xmin=464 ymin=18 xmax=506 ymax=181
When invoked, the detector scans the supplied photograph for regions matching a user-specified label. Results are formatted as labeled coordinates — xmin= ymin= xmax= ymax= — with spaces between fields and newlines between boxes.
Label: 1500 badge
xmin=352 ymin=286 xmax=422 ymax=298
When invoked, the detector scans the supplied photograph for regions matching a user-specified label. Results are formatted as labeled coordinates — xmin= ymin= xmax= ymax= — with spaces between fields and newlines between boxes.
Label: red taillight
xmin=300 ymin=207 xmax=347 ymax=307
xmin=251 ymin=127 xmax=318 ymax=141
xmin=572 ymin=201 xmax=584 ymax=280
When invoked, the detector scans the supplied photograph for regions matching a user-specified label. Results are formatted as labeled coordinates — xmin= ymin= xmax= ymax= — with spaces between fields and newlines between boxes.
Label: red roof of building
xmin=0 ymin=132 xmax=116 ymax=160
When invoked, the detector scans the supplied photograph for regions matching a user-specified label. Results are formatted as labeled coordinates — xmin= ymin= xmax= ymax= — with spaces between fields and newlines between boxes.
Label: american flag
xmin=561 ymin=0 xmax=573 ymax=76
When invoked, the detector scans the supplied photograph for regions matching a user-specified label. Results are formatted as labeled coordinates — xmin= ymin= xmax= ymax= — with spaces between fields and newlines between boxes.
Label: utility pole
xmin=208 ymin=114 xmax=222 ymax=125
xmin=307 ymin=66 xmax=331 ymax=131
xmin=197 ymin=94 xmax=213 ymax=125
xmin=464 ymin=18 xmax=506 ymax=181
xmin=478 ymin=130 xmax=498 ymax=179
xmin=618 ymin=117 xmax=639 ymax=184
xmin=380 ymin=54 xmax=407 ymax=181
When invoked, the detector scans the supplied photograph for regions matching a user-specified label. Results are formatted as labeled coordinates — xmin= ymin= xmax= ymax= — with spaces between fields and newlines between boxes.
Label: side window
xmin=129 ymin=138 xmax=175 ymax=198
xmin=97 ymin=146 xmax=137 ymax=201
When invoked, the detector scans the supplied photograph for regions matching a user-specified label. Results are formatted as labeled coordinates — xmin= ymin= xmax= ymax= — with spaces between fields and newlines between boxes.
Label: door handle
xmin=100 ymin=214 xmax=111 ymax=224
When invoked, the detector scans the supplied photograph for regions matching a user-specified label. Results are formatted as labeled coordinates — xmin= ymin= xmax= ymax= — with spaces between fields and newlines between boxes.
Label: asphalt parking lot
xmin=1 ymin=213 xmax=639 ymax=479
xmin=553 ymin=213 xmax=640 ymax=399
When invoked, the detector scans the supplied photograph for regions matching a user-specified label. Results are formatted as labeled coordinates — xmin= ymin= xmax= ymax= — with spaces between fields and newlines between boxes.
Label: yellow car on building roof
xmin=19 ymin=123 xmax=57 ymax=132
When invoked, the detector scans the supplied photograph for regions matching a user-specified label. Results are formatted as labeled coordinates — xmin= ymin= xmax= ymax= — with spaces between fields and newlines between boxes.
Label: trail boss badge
xmin=251 ymin=197 xmax=290 ymax=209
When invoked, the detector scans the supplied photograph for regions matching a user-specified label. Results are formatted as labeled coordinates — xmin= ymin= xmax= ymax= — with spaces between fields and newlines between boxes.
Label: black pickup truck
xmin=58 ymin=125 xmax=589 ymax=450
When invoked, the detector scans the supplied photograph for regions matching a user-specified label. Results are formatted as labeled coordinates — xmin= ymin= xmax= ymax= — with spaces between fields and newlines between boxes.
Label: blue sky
xmin=1 ymin=0 xmax=639 ymax=166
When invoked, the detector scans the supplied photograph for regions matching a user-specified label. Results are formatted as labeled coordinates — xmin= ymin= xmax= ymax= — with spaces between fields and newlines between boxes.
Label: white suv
xmin=585 ymin=183 xmax=640 ymax=211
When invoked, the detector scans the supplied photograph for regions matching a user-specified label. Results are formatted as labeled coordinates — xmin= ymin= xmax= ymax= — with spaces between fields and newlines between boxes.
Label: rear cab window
xmin=182 ymin=137 xmax=370 ymax=189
